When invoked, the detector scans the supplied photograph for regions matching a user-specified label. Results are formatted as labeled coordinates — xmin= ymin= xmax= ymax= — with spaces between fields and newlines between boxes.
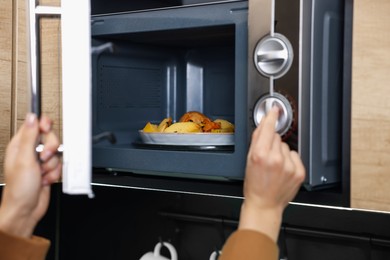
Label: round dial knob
xmin=253 ymin=93 xmax=293 ymax=136
xmin=254 ymin=33 xmax=293 ymax=79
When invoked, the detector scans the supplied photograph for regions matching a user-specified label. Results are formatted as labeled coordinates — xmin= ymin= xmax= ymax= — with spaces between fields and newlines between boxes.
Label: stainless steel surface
xmin=248 ymin=0 xmax=274 ymax=140
xmin=27 ymin=0 xmax=41 ymax=117
xmin=254 ymin=33 xmax=293 ymax=79
xmin=253 ymin=92 xmax=293 ymax=136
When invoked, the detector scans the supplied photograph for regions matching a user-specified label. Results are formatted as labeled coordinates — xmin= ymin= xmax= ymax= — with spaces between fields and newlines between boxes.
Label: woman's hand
xmin=0 ymin=113 xmax=62 ymax=238
xmin=239 ymin=107 xmax=305 ymax=242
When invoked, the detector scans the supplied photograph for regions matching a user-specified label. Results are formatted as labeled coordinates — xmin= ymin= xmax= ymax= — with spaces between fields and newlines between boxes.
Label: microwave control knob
xmin=253 ymin=93 xmax=293 ymax=136
xmin=254 ymin=33 xmax=293 ymax=79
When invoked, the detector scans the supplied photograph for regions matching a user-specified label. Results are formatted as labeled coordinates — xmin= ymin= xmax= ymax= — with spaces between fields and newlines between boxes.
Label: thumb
xmin=16 ymin=113 xmax=40 ymax=159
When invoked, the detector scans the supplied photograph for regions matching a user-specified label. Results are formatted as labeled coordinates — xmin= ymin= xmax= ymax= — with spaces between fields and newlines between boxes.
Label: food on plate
xmin=179 ymin=111 xmax=221 ymax=132
xmin=211 ymin=119 xmax=235 ymax=133
xmin=141 ymin=112 xmax=235 ymax=134
xmin=157 ymin=117 xmax=172 ymax=132
xmin=164 ymin=122 xmax=202 ymax=133
xmin=143 ymin=122 xmax=159 ymax=133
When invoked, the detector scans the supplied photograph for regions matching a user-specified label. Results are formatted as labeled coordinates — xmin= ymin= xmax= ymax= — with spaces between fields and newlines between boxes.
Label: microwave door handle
xmin=27 ymin=0 xmax=93 ymax=198
xmin=27 ymin=1 xmax=40 ymax=118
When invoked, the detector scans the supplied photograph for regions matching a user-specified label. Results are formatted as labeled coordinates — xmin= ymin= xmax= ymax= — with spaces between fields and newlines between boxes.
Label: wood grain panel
xmin=0 ymin=0 xmax=13 ymax=183
xmin=13 ymin=0 xmax=27 ymax=134
xmin=40 ymin=17 xmax=62 ymax=139
xmin=0 ymin=60 xmax=12 ymax=184
xmin=351 ymin=0 xmax=390 ymax=211
xmin=39 ymin=0 xmax=62 ymax=139
xmin=0 ymin=0 xmax=12 ymax=61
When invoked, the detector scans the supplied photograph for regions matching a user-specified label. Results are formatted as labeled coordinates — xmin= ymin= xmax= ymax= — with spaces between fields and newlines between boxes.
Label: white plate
xmin=139 ymin=130 xmax=234 ymax=146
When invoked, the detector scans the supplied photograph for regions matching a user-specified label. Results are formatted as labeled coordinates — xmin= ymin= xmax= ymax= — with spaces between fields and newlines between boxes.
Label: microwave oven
xmin=27 ymin=0 xmax=351 ymax=198
xmin=90 ymin=0 xmax=350 ymax=191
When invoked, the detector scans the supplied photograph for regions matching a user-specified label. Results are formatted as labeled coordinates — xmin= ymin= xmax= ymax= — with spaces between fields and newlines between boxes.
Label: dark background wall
xmin=57 ymin=185 xmax=390 ymax=260
xmin=59 ymin=186 xmax=240 ymax=259
xmin=3 ymin=183 xmax=390 ymax=260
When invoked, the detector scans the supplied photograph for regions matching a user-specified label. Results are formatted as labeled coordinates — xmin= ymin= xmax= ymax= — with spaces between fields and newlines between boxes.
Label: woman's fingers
xmin=281 ymin=143 xmax=295 ymax=177
xmin=40 ymin=155 xmax=60 ymax=173
xmin=282 ymin=151 xmax=305 ymax=201
xmin=11 ymin=114 xmax=40 ymax=161
xmin=37 ymin=115 xmax=62 ymax=184
xmin=42 ymin=164 xmax=62 ymax=186
xmin=39 ymin=130 xmax=60 ymax=163
xmin=256 ymin=106 xmax=279 ymax=150
xmin=290 ymin=151 xmax=306 ymax=183
xmin=39 ymin=125 xmax=62 ymax=184
xmin=39 ymin=115 xmax=52 ymax=134
xmin=250 ymin=106 xmax=280 ymax=162
xmin=267 ymin=133 xmax=283 ymax=172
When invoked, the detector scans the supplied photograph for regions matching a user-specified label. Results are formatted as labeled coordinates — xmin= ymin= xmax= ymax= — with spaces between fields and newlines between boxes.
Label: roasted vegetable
xmin=164 ymin=122 xmax=202 ymax=133
xmin=157 ymin=117 xmax=172 ymax=132
xmin=141 ymin=112 xmax=235 ymax=134
xmin=142 ymin=122 xmax=158 ymax=133
xmin=212 ymin=119 xmax=235 ymax=133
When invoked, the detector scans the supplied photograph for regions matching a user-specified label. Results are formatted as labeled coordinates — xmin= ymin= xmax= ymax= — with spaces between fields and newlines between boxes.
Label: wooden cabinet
xmin=0 ymin=0 xmax=61 ymax=183
xmin=0 ymin=0 xmax=13 ymax=183
xmin=351 ymin=0 xmax=390 ymax=211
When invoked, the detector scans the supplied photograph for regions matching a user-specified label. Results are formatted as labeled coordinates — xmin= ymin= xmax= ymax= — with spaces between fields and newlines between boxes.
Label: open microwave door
xmin=27 ymin=0 xmax=93 ymax=197
xmin=61 ymin=0 xmax=93 ymax=197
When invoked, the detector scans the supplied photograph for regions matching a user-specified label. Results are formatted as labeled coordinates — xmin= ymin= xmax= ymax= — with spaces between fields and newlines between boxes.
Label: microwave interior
xmin=92 ymin=25 xmax=235 ymax=136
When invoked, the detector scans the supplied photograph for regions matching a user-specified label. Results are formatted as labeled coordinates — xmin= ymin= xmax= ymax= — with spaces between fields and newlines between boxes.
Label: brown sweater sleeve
xmin=220 ymin=230 xmax=278 ymax=260
xmin=0 ymin=229 xmax=50 ymax=260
